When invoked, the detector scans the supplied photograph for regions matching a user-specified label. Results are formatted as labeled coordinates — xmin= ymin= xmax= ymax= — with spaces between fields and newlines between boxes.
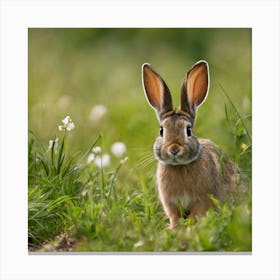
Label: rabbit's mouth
xmin=153 ymin=137 xmax=201 ymax=166
xmin=156 ymin=151 xmax=201 ymax=166
xmin=164 ymin=157 xmax=198 ymax=166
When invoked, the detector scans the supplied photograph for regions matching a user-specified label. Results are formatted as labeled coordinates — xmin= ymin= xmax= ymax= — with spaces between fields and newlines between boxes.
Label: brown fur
xmin=157 ymin=138 xmax=238 ymax=228
xmin=142 ymin=61 xmax=240 ymax=228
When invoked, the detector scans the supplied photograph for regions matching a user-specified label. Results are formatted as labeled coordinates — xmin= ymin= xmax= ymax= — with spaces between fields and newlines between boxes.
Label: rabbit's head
xmin=142 ymin=61 xmax=209 ymax=166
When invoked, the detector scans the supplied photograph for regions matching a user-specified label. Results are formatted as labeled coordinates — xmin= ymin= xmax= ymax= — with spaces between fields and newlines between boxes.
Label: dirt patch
xmin=30 ymin=233 xmax=77 ymax=252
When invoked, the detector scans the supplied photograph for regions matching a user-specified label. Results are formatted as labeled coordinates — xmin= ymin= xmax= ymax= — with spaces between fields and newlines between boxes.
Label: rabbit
xmin=141 ymin=60 xmax=240 ymax=229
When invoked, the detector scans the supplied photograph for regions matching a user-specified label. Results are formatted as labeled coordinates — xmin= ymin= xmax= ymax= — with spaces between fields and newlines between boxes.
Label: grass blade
xmin=80 ymin=134 xmax=102 ymax=162
xmin=219 ymin=83 xmax=251 ymax=143
xmin=57 ymin=137 xmax=65 ymax=174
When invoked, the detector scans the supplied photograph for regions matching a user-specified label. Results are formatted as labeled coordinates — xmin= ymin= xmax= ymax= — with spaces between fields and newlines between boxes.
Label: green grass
xmin=28 ymin=28 xmax=252 ymax=252
xmin=28 ymin=105 xmax=251 ymax=252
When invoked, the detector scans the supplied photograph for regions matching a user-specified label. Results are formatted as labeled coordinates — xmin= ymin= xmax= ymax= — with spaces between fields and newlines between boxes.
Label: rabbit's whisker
xmin=136 ymin=154 xmax=156 ymax=170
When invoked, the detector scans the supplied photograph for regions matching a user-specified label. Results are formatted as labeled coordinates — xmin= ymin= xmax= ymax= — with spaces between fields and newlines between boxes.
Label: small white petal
xmin=101 ymin=154 xmax=111 ymax=167
xmin=66 ymin=122 xmax=75 ymax=131
xmin=48 ymin=138 xmax=59 ymax=149
xmin=92 ymin=146 xmax=102 ymax=154
xmin=89 ymin=104 xmax=107 ymax=122
xmin=133 ymin=240 xmax=144 ymax=248
xmin=62 ymin=115 xmax=71 ymax=125
xmin=94 ymin=154 xmax=111 ymax=168
xmin=111 ymin=142 xmax=127 ymax=158
xmin=87 ymin=153 xmax=95 ymax=164
xmin=49 ymin=140 xmax=54 ymax=149
xmin=120 ymin=156 xmax=128 ymax=165
xmin=94 ymin=156 xmax=102 ymax=168
xmin=58 ymin=125 xmax=64 ymax=131
xmin=81 ymin=190 xmax=88 ymax=197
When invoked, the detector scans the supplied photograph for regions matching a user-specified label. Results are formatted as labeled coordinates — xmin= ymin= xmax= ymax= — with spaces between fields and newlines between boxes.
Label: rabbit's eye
xmin=186 ymin=126 xmax=192 ymax=137
xmin=159 ymin=127 xmax=163 ymax=137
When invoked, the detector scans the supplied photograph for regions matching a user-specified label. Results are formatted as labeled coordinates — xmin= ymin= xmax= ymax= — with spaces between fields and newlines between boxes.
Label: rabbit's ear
xmin=180 ymin=61 xmax=209 ymax=120
xmin=142 ymin=63 xmax=173 ymax=120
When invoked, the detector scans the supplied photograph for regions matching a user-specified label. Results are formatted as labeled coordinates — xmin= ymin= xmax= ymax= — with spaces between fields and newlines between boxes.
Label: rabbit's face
xmin=154 ymin=114 xmax=200 ymax=166
xmin=142 ymin=61 xmax=209 ymax=166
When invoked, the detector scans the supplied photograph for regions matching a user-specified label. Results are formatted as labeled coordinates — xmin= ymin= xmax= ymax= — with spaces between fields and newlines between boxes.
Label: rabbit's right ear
xmin=180 ymin=61 xmax=209 ymax=121
xmin=142 ymin=63 xmax=173 ymax=120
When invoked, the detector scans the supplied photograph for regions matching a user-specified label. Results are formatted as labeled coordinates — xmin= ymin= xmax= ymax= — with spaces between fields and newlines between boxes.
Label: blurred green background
xmin=28 ymin=28 xmax=251 ymax=169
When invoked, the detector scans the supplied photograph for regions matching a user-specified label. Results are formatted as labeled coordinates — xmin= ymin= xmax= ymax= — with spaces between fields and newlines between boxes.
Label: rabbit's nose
xmin=169 ymin=144 xmax=181 ymax=155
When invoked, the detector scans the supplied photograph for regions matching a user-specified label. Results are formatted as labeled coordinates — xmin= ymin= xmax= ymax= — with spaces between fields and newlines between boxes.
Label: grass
xmin=28 ymin=102 xmax=251 ymax=252
xmin=28 ymin=28 xmax=252 ymax=252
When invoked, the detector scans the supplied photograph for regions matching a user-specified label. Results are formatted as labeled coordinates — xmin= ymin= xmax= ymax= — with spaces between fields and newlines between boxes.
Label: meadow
xmin=28 ymin=28 xmax=252 ymax=252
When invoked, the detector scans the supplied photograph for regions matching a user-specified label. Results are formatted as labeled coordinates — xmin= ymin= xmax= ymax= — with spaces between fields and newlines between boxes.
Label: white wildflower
xmin=87 ymin=153 xmax=95 ymax=164
xmin=89 ymin=104 xmax=107 ymax=122
xmin=66 ymin=121 xmax=75 ymax=131
xmin=120 ymin=156 xmax=128 ymax=165
xmin=133 ymin=240 xmax=144 ymax=248
xmin=92 ymin=146 xmax=102 ymax=154
xmin=94 ymin=154 xmax=111 ymax=168
xmin=48 ymin=138 xmax=59 ymax=150
xmin=58 ymin=115 xmax=75 ymax=131
xmin=81 ymin=190 xmax=88 ymax=197
xmin=62 ymin=115 xmax=71 ymax=125
xmin=111 ymin=142 xmax=127 ymax=158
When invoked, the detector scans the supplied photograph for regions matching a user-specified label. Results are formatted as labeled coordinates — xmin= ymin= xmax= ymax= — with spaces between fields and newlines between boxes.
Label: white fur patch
xmin=171 ymin=194 xmax=192 ymax=210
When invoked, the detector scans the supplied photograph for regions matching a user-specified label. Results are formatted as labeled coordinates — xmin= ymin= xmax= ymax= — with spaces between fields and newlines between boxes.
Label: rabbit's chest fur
xmin=156 ymin=139 xmax=234 ymax=210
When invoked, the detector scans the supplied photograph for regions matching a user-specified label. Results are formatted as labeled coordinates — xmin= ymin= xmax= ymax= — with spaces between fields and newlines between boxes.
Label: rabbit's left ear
xmin=180 ymin=61 xmax=209 ymax=120
xmin=142 ymin=63 xmax=173 ymax=121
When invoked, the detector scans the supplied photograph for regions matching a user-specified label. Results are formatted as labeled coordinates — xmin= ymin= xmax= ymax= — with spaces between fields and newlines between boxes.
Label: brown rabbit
xmin=142 ymin=60 xmax=240 ymax=228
